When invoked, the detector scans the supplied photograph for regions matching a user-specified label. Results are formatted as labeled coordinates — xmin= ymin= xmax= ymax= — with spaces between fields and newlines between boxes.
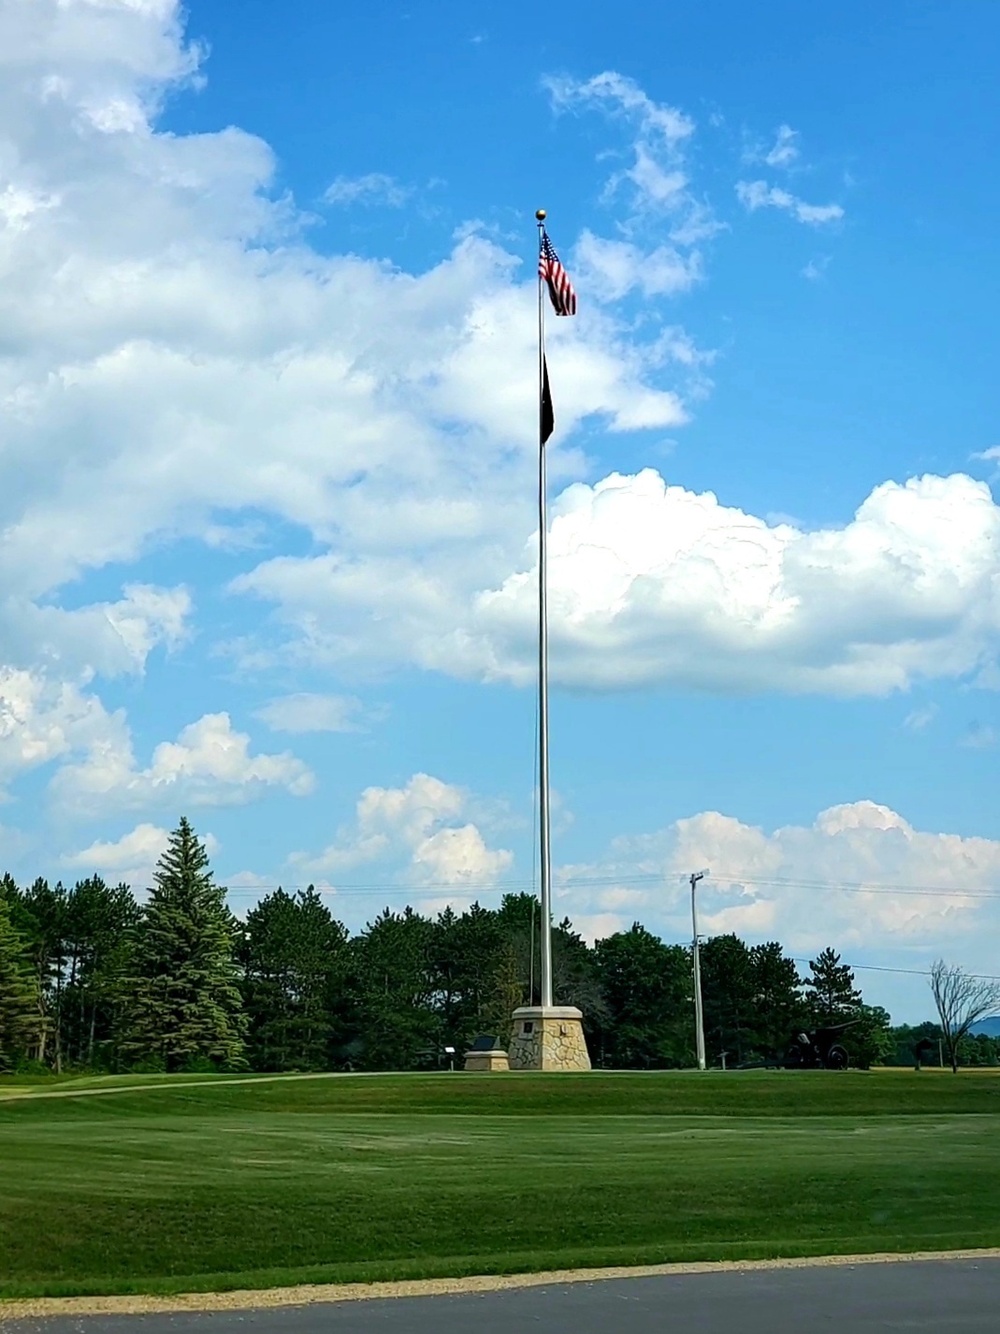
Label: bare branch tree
xmin=929 ymin=960 xmax=1000 ymax=1074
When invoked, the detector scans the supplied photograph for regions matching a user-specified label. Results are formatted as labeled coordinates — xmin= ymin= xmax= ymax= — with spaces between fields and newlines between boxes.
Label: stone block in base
xmin=507 ymin=1006 xmax=591 ymax=1071
xmin=463 ymin=1049 xmax=510 ymax=1072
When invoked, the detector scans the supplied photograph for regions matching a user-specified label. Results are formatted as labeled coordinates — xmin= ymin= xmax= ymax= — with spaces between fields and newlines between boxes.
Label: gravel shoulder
xmin=4 ymin=1248 xmax=1000 ymax=1321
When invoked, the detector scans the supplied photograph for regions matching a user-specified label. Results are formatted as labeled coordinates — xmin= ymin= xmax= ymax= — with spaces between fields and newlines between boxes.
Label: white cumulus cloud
xmin=558 ymin=800 xmax=1000 ymax=958
xmin=471 ymin=469 xmax=1000 ymax=693
xmin=737 ymin=179 xmax=844 ymax=226
xmin=0 ymin=5 xmax=710 ymax=821
xmin=0 ymin=20 xmax=690 ymax=624
xmin=237 ymin=467 xmax=1000 ymax=696
xmin=573 ymin=229 xmax=703 ymax=302
xmin=49 ymin=710 xmax=315 ymax=813
xmin=61 ymin=819 xmax=220 ymax=889
xmin=290 ymin=772 xmax=513 ymax=887
xmin=0 ymin=584 xmax=191 ymax=684
xmin=0 ymin=668 xmax=118 ymax=790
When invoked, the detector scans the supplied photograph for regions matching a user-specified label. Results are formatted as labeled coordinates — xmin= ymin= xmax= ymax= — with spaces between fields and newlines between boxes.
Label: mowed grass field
xmin=2 ymin=1069 xmax=1000 ymax=1299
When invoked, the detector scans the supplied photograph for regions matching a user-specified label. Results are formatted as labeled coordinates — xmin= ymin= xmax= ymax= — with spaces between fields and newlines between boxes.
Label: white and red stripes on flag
xmin=538 ymin=229 xmax=577 ymax=316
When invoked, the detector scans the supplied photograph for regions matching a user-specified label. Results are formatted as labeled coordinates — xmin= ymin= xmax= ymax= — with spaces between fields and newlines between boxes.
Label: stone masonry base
xmin=507 ymin=1006 xmax=591 ymax=1071
xmin=463 ymin=1049 xmax=510 ymax=1072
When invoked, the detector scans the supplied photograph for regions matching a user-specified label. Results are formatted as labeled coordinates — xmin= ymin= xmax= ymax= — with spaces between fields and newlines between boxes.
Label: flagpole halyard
xmin=535 ymin=207 xmax=554 ymax=1012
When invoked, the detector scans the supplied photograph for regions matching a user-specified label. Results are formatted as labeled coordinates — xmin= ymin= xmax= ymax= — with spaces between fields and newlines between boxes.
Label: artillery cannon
xmin=783 ymin=1021 xmax=856 ymax=1070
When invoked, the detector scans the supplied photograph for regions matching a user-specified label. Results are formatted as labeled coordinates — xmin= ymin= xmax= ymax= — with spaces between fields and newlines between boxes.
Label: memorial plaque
xmin=469 ymin=1034 xmax=499 ymax=1052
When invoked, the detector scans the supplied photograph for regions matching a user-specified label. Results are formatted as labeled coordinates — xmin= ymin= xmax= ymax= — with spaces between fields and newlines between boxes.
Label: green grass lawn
xmin=1 ymin=1070 xmax=999 ymax=1299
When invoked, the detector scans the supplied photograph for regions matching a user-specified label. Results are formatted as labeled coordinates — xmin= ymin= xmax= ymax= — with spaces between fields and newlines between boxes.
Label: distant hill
xmin=970 ymin=1017 xmax=1000 ymax=1037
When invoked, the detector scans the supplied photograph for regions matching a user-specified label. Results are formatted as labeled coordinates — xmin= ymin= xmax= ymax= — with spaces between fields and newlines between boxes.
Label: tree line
xmin=0 ymin=818 xmax=996 ymax=1075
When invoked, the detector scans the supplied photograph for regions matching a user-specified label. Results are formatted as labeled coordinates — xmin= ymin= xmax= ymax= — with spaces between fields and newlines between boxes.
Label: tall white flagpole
xmin=536 ymin=207 xmax=553 ymax=1011
xmin=504 ymin=212 xmax=588 ymax=1072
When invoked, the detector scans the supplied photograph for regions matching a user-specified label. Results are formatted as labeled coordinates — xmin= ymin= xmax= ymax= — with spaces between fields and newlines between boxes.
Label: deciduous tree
xmin=592 ymin=924 xmax=692 ymax=1068
xmin=930 ymin=960 xmax=1000 ymax=1074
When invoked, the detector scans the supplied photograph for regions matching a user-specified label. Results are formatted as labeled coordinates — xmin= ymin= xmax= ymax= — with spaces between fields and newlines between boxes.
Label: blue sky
xmin=1 ymin=0 xmax=999 ymax=1023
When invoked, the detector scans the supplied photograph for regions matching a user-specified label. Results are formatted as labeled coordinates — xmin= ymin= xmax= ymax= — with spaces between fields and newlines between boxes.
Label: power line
xmin=221 ymin=883 xmax=527 ymax=897
xmin=791 ymin=958 xmax=1000 ymax=984
xmin=216 ymin=871 xmax=1000 ymax=901
xmin=709 ymin=872 xmax=1000 ymax=899
xmin=212 ymin=891 xmax=1000 ymax=979
xmin=215 ymin=879 xmax=1000 ymax=983
xmin=185 ymin=881 xmax=1000 ymax=983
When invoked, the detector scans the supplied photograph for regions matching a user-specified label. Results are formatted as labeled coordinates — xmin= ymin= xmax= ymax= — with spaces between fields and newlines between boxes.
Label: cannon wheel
xmin=825 ymin=1044 xmax=849 ymax=1070
xmin=783 ymin=1044 xmax=804 ymax=1068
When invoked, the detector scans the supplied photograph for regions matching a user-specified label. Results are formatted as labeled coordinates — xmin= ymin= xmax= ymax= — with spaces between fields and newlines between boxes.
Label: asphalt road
xmin=9 ymin=1261 xmax=1000 ymax=1334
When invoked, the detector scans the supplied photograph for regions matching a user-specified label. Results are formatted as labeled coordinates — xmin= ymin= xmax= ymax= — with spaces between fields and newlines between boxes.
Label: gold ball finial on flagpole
xmin=535 ymin=208 xmax=547 ymax=221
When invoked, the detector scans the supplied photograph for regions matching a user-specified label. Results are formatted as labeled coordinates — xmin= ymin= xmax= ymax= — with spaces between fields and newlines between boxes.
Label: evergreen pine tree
xmin=430 ymin=902 xmax=506 ymax=1046
xmin=481 ymin=940 xmax=526 ymax=1043
xmin=19 ymin=879 xmax=69 ymax=1069
xmin=122 ymin=817 xmax=247 ymax=1071
xmin=747 ymin=941 xmax=806 ymax=1056
xmin=62 ymin=878 xmax=140 ymax=1069
xmin=239 ymin=886 xmax=347 ymax=1071
xmin=0 ymin=893 xmax=39 ymax=1072
xmin=804 ymin=947 xmax=863 ymax=1024
xmin=700 ymin=934 xmax=755 ymax=1065
xmin=349 ymin=907 xmax=439 ymax=1070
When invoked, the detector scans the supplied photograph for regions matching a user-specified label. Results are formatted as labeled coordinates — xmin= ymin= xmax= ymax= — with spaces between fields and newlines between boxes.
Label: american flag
xmin=538 ymin=229 xmax=577 ymax=316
